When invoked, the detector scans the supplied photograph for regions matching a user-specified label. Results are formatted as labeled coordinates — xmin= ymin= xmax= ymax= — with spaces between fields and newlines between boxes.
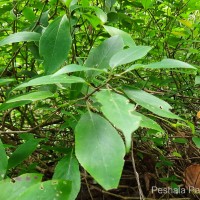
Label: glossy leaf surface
xmin=75 ymin=112 xmax=125 ymax=190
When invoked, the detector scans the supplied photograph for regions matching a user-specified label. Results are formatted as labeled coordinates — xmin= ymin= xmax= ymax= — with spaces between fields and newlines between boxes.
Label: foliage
xmin=0 ymin=0 xmax=199 ymax=199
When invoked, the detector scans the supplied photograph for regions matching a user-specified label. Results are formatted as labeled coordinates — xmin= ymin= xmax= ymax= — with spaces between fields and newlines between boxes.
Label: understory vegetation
xmin=0 ymin=0 xmax=200 ymax=199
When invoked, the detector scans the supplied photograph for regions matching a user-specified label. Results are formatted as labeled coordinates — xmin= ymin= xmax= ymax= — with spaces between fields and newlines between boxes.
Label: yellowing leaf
xmin=179 ymin=19 xmax=193 ymax=28
xmin=171 ymin=31 xmax=186 ymax=37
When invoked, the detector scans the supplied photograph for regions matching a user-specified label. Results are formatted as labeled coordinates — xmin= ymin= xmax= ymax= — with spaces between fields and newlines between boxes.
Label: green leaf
xmin=39 ymin=15 xmax=72 ymax=74
xmin=144 ymin=59 xmax=196 ymax=70
xmin=63 ymin=0 xmax=74 ymax=7
xmin=85 ymin=35 xmax=124 ymax=77
xmin=8 ymin=138 xmax=41 ymax=169
xmin=0 ymin=173 xmax=43 ymax=200
xmin=14 ymin=74 xmax=85 ymax=90
xmin=17 ymin=180 xmax=72 ymax=200
xmin=0 ymin=101 xmax=32 ymax=111
xmin=141 ymin=0 xmax=155 ymax=9
xmin=195 ymin=76 xmax=200 ymax=85
xmin=192 ymin=137 xmax=200 ymax=148
xmin=96 ymin=90 xmax=141 ymax=152
xmin=173 ymin=138 xmax=188 ymax=144
xmin=53 ymin=64 xmax=104 ymax=76
xmin=75 ymin=112 xmax=125 ymax=190
xmin=53 ymin=149 xmax=80 ymax=200
xmin=6 ymin=91 xmax=54 ymax=103
xmin=0 ymin=78 xmax=15 ymax=86
xmin=103 ymin=25 xmax=136 ymax=47
xmin=124 ymin=87 xmax=180 ymax=119
xmin=23 ymin=7 xmax=36 ymax=22
xmin=95 ymin=8 xmax=107 ymax=24
xmin=110 ymin=46 xmax=152 ymax=68
xmin=83 ymin=13 xmax=101 ymax=28
xmin=126 ymin=59 xmax=197 ymax=72
xmin=0 ymin=139 xmax=8 ymax=180
xmin=0 ymin=32 xmax=40 ymax=46
xmin=132 ymin=112 xmax=164 ymax=132
xmin=172 ymin=151 xmax=182 ymax=158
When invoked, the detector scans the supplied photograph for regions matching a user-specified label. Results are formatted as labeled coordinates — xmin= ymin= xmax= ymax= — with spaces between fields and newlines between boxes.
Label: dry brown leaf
xmin=183 ymin=164 xmax=200 ymax=191
xmin=197 ymin=111 xmax=200 ymax=119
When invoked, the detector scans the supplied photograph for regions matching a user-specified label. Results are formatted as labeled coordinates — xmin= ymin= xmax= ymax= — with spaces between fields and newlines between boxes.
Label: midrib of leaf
xmin=90 ymin=113 xmax=108 ymax=176
xmin=50 ymin=19 xmax=63 ymax=63
xmin=98 ymin=43 xmax=115 ymax=68
xmin=66 ymin=149 xmax=73 ymax=178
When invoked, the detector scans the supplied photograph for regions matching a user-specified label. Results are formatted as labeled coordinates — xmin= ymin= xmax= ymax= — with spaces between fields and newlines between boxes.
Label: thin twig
xmin=131 ymin=140 xmax=145 ymax=200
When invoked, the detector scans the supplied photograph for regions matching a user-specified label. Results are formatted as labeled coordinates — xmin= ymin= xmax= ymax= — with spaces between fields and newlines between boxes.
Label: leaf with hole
xmin=96 ymin=90 xmax=141 ymax=152
xmin=0 ymin=173 xmax=43 ymax=200
xmin=124 ymin=87 xmax=180 ymax=119
xmin=53 ymin=149 xmax=80 ymax=200
xmin=16 ymin=180 xmax=72 ymax=200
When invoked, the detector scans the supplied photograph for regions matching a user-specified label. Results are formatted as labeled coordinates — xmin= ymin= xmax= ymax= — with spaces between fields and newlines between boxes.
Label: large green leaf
xmin=6 ymin=91 xmax=54 ymax=103
xmin=53 ymin=149 xmax=80 ymax=200
xmin=8 ymin=138 xmax=41 ymax=169
xmin=144 ymin=59 xmax=196 ymax=70
xmin=0 ymin=139 xmax=8 ymax=180
xmin=17 ymin=180 xmax=72 ymax=200
xmin=141 ymin=0 xmax=155 ymax=9
xmin=110 ymin=46 xmax=152 ymax=68
xmin=192 ymin=137 xmax=200 ymax=148
xmin=96 ymin=90 xmax=141 ymax=152
xmin=124 ymin=87 xmax=180 ymax=119
xmin=0 ymin=173 xmax=43 ymax=200
xmin=0 ymin=78 xmax=15 ymax=86
xmin=103 ymin=25 xmax=136 ymax=47
xmin=0 ymin=101 xmax=31 ymax=111
xmin=0 ymin=91 xmax=54 ymax=111
xmin=0 ymin=32 xmax=40 ymax=46
xmin=14 ymin=74 xmax=85 ymax=90
xmin=75 ymin=112 xmax=125 ymax=190
xmin=85 ymin=35 xmax=124 ymax=77
xmin=126 ymin=59 xmax=196 ymax=72
xmin=132 ymin=112 xmax=164 ymax=132
xmin=39 ymin=15 xmax=72 ymax=74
